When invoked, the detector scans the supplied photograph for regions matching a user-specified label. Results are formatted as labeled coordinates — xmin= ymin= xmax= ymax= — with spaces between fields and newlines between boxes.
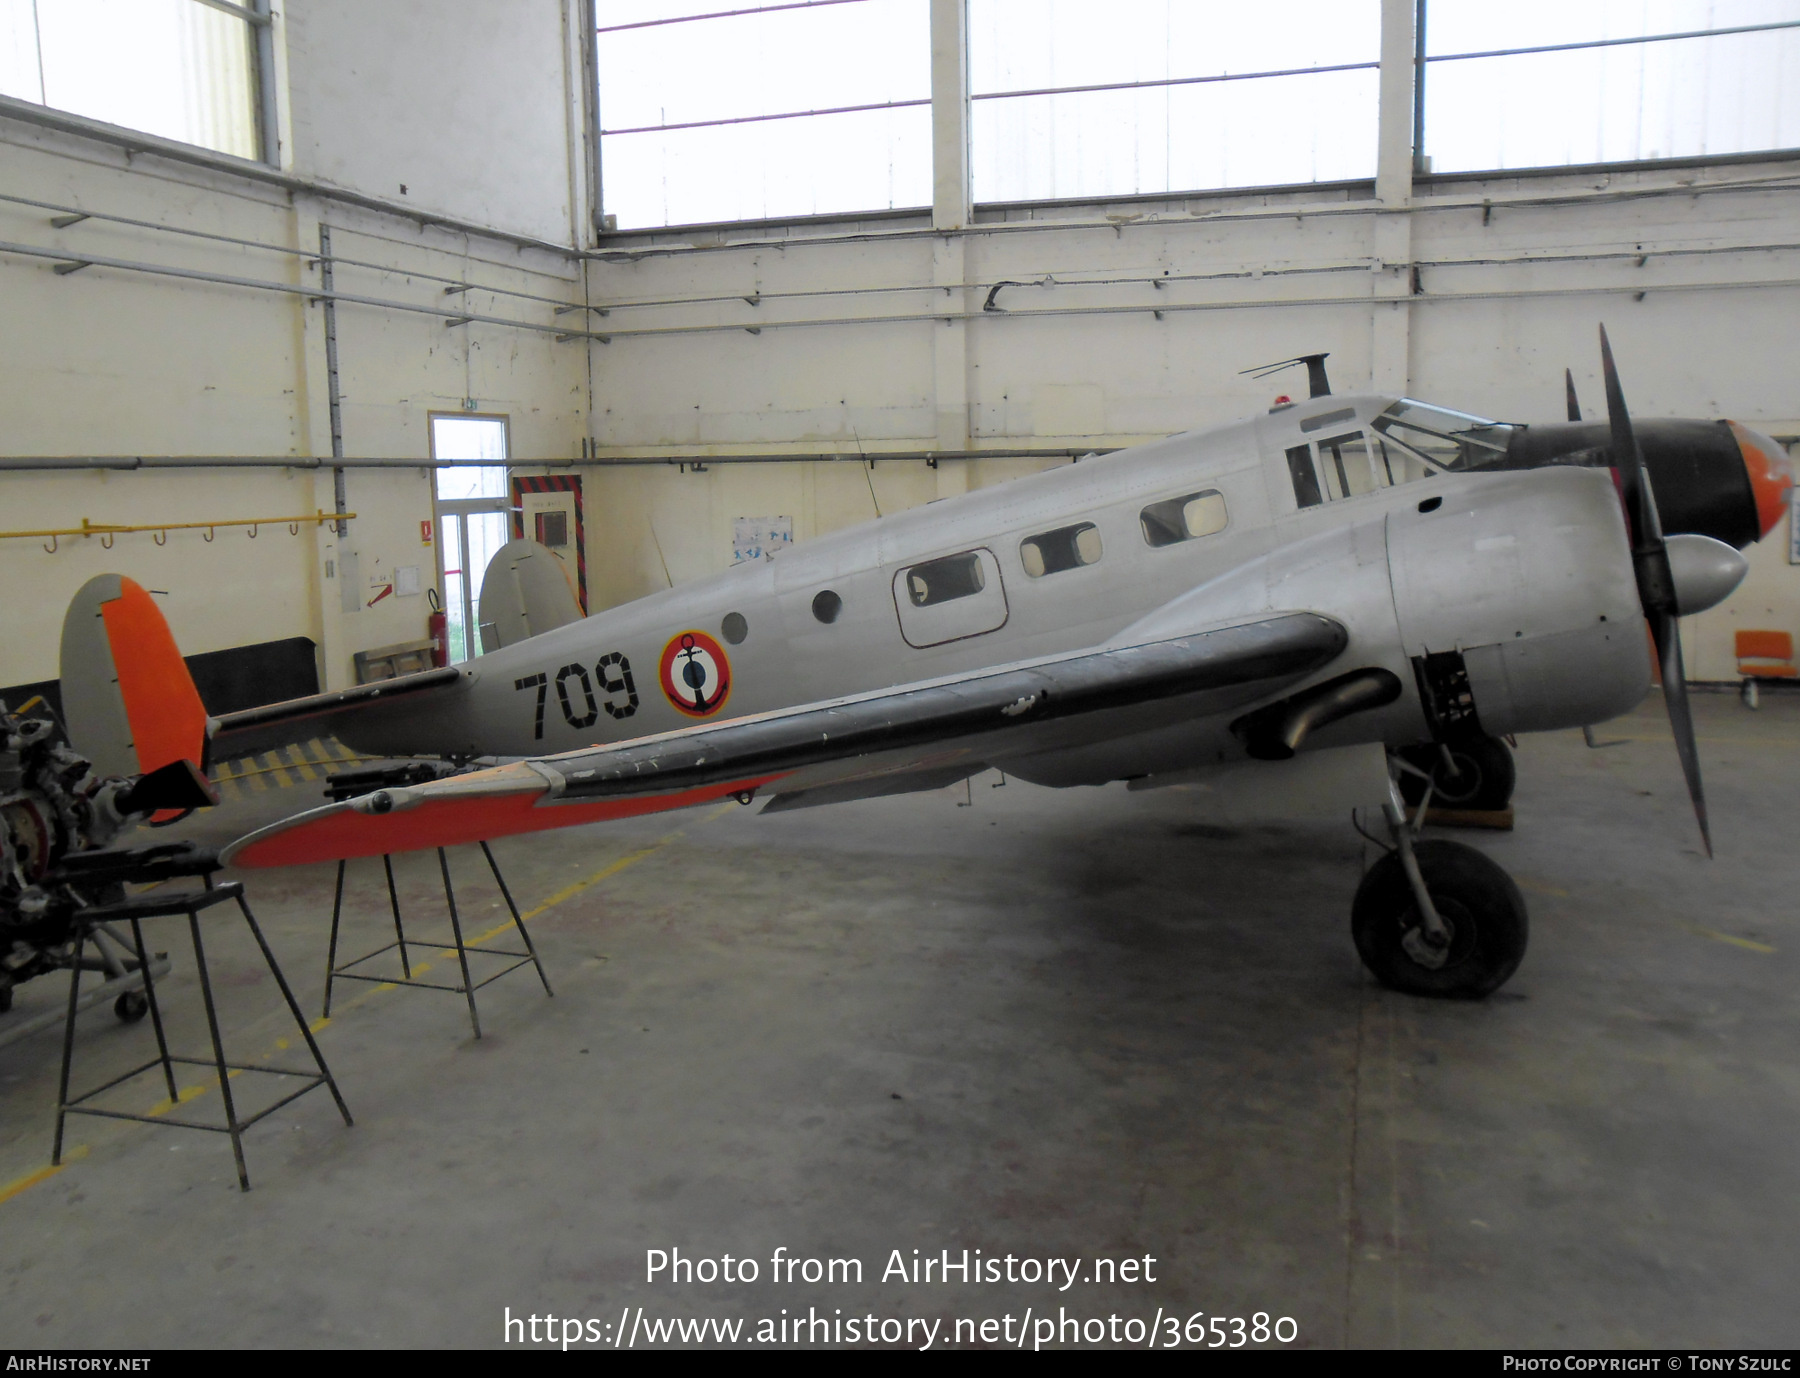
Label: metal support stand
xmin=53 ymin=881 xmax=353 ymax=1192
xmin=322 ymin=842 xmax=552 ymax=1039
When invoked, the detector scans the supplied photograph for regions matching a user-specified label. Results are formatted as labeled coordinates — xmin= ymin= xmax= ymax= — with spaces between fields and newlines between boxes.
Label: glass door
xmin=430 ymin=415 xmax=511 ymax=664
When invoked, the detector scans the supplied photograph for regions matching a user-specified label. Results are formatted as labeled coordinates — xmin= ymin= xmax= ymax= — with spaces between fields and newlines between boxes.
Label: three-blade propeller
xmin=1596 ymin=325 xmax=1713 ymax=856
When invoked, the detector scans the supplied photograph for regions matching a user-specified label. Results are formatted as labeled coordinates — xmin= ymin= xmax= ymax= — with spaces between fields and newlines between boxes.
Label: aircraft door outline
xmin=891 ymin=547 xmax=1010 ymax=649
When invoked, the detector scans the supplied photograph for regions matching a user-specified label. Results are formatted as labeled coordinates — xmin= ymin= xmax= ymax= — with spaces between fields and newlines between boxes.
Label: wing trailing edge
xmin=222 ymin=612 xmax=1346 ymax=868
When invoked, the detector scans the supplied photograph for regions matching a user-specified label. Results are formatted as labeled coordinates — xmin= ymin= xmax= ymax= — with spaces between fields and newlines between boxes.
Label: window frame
xmin=3 ymin=0 xmax=280 ymax=166
xmin=594 ymin=0 xmax=932 ymax=232
xmin=1414 ymin=7 xmax=1800 ymax=177
xmin=428 ymin=411 xmax=513 ymax=664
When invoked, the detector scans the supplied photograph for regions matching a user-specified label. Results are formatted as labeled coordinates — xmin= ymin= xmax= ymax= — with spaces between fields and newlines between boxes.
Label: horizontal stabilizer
xmin=209 ymin=665 xmax=464 ymax=743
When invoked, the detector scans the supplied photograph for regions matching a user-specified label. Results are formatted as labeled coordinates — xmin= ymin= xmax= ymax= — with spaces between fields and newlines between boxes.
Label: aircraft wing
xmin=221 ymin=611 xmax=1347 ymax=868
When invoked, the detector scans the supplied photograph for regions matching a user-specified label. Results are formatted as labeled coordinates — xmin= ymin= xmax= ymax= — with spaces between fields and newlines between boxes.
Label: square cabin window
xmin=1020 ymin=522 xmax=1103 ymax=577
xmin=905 ymin=551 xmax=988 ymax=606
xmin=1140 ymin=490 xmax=1228 ymax=548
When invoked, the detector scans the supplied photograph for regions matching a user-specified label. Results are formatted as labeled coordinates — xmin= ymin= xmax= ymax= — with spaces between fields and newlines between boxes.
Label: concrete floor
xmin=1 ymin=692 xmax=1797 ymax=1350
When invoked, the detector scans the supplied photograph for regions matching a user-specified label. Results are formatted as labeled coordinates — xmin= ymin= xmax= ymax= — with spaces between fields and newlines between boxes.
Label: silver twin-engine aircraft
xmin=40 ymin=330 xmax=1796 ymax=1001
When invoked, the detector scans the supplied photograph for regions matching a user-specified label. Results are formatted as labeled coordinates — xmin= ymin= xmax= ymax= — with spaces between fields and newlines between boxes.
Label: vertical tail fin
xmin=59 ymin=574 xmax=209 ymax=780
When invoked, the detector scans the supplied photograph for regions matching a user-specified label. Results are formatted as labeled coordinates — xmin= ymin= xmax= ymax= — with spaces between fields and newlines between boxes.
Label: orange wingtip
xmin=100 ymin=576 xmax=208 ymax=777
xmin=223 ymin=773 xmax=788 ymax=869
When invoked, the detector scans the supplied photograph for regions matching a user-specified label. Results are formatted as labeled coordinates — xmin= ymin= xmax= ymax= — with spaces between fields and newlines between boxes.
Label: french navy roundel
xmin=658 ymin=629 xmax=732 ymax=718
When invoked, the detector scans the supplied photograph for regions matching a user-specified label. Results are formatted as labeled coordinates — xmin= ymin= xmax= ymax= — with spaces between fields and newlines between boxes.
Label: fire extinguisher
xmin=427 ymin=587 xmax=448 ymax=667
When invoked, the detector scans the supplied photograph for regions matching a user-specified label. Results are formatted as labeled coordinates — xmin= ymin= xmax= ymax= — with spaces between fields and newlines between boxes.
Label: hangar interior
xmin=2 ymin=0 xmax=1799 ymax=1351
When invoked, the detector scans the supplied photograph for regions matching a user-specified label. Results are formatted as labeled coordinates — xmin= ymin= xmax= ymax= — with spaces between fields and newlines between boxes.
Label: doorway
xmin=430 ymin=414 xmax=511 ymax=664
xmin=511 ymin=474 xmax=587 ymax=613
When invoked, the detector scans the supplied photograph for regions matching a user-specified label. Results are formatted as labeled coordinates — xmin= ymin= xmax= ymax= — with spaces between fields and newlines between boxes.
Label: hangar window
xmin=1419 ymin=4 xmax=1800 ymax=174
xmin=596 ymin=0 xmax=931 ymax=229
xmin=1019 ymin=522 xmax=1102 ymax=577
xmin=0 ymin=0 xmax=271 ymax=162
xmin=1140 ymin=491 xmax=1228 ymax=547
xmin=968 ymin=0 xmax=1380 ymax=203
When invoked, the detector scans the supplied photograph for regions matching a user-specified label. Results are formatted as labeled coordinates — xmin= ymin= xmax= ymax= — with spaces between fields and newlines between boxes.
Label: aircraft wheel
xmin=1396 ymin=736 xmax=1515 ymax=811
xmin=1352 ymin=840 xmax=1528 ymax=998
xmin=114 ymin=990 xmax=149 ymax=1023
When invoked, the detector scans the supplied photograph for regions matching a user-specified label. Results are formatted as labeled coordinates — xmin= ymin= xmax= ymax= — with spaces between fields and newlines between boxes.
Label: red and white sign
xmin=658 ymin=630 xmax=732 ymax=718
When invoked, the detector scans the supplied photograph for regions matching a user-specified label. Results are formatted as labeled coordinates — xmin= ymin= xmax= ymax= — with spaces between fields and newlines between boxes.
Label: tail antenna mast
xmin=1241 ymin=352 xmax=1332 ymax=399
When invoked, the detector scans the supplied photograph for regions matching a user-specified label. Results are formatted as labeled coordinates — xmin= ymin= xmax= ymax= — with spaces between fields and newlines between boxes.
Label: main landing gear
xmin=1393 ymin=734 xmax=1515 ymax=813
xmin=1351 ymin=760 xmax=1528 ymax=998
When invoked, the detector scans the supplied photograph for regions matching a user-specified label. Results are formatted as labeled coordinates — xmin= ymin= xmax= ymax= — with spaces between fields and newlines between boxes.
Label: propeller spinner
xmin=1598 ymin=325 xmax=1746 ymax=857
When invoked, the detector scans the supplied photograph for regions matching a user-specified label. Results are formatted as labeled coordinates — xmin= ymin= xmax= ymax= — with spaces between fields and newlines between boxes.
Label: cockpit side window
xmin=1287 ymin=445 xmax=1323 ymax=509
xmin=1317 ymin=432 xmax=1385 ymax=500
xmin=1373 ymin=400 xmax=1515 ymax=472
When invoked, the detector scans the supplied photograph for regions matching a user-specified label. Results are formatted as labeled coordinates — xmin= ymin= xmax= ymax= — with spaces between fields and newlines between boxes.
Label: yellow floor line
xmin=4 ymin=808 xmax=728 ymax=1205
xmin=1686 ymin=924 xmax=1776 ymax=954
xmin=0 ymin=1163 xmax=65 ymax=1205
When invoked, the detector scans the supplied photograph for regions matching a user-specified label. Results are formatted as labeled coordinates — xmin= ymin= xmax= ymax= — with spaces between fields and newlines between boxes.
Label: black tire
xmin=1352 ymin=840 xmax=1528 ymax=998
xmin=114 ymin=990 xmax=149 ymax=1023
xmin=0 ymin=983 xmax=12 ymax=1015
xmin=1396 ymin=736 xmax=1515 ymax=811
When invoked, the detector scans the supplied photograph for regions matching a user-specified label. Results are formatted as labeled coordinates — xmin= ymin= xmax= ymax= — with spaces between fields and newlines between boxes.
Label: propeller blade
xmin=1601 ymin=325 xmax=1710 ymax=854
xmin=1564 ymin=368 xmax=1582 ymax=422
xmin=1599 ymin=324 xmax=1662 ymax=546
xmin=1650 ymin=609 xmax=1712 ymax=858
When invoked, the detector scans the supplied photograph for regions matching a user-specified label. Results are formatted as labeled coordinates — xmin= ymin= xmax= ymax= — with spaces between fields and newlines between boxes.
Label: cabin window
xmin=1020 ymin=522 xmax=1103 ymax=577
xmin=1141 ymin=491 xmax=1228 ymax=547
xmin=905 ymin=552 xmax=987 ymax=607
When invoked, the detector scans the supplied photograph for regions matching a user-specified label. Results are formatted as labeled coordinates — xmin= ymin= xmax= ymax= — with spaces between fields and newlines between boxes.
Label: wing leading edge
xmin=222 ymin=612 xmax=1347 ymax=868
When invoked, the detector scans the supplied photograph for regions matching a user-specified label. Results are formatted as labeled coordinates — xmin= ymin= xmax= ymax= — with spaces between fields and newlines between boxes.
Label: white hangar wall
xmin=581 ymin=155 xmax=1800 ymax=685
xmin=0 ymin=4 xmax=590 ymax=696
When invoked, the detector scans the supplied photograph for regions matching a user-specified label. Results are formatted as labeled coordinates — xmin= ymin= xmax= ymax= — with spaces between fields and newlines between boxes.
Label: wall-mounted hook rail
xmin=1 ymin=510 xmax=354 ymax=548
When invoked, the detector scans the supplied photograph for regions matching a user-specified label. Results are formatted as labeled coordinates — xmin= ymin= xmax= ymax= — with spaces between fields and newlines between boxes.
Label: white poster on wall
xmin=1791 ymin=487 xmax=1800 ymax=565
xmin=734 ymin=516 xmax=794 ymax=564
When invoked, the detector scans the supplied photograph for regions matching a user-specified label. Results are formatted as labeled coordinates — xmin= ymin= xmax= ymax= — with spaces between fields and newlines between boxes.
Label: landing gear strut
xmin=1394 ymin=735 xmax=1515 ymax=812
xmin=1352 ymin=769 xmax=1529 ymax=998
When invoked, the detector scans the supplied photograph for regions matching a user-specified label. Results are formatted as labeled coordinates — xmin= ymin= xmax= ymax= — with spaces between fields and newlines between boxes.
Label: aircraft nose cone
xmin=1665 ymin=533 xmax=1749 ymax=616
xmin=1727 ymin=420 xmax=1794 ymax=539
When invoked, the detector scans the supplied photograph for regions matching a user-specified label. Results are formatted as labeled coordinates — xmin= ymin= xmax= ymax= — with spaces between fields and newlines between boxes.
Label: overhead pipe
xmin=0 ymin=449 xmax=1114 ymax=474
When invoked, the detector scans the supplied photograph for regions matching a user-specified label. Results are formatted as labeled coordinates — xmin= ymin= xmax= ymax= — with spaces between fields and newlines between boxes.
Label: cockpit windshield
xmin=1372 ymin=401 xmax=1516 ymax=473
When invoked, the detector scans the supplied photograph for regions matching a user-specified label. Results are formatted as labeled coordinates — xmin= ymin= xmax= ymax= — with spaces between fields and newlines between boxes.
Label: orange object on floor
xmin=1736 ymin=629 xmax=1797 ymax=679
